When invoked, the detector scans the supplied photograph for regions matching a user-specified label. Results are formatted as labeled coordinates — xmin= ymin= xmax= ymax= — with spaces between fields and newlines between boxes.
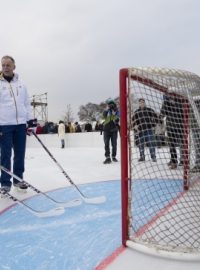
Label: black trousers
xmin=103 ymin=130 xmax=118 ymax=158
xmin=168 ymin=129 xmax=183 ymax=164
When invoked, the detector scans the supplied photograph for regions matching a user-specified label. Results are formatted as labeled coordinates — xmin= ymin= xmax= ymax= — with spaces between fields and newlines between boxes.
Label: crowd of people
xmin=35 ymin=121 xmax=104 ymax=135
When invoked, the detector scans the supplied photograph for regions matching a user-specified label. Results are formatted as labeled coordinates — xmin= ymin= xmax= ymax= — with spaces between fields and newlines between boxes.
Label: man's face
xmin=139 ymin=100 xmax=145 ymax=109
xmin=1 ymin=58 xmax=15 ymax=77
xmin=108 ymin=103 xmax=115 ymax=110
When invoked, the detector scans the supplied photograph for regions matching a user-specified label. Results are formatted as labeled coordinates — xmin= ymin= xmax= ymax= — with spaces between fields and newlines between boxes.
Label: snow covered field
xmin=0 ymin=132 xmax=199 ymax=270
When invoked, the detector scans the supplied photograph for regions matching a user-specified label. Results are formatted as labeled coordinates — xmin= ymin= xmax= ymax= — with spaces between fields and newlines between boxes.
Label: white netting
xmin=122 ymin=67 xmax=200 ymax=259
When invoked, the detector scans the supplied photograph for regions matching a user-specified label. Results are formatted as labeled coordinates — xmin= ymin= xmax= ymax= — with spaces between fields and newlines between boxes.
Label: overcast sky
xmin=0 ymin=0 xmax=200 ymax=122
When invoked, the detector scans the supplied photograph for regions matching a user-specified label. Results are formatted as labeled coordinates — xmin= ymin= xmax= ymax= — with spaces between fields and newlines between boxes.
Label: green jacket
xmin=102 ymin=108 xmax=120 ymax=132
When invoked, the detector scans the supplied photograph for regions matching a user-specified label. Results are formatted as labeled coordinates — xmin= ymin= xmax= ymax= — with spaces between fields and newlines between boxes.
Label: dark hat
xmin=106 ymin=98 xmax=115 ymax=105
xmin=139 ymin=98 xmax=145 ymax=102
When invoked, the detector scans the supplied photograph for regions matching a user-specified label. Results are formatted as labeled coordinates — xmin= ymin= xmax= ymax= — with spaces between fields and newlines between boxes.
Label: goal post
xmin=120 ymin=67 xmax=200 ymax=260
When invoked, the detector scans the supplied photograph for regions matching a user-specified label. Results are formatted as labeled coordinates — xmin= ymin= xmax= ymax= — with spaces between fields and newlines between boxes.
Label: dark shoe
xmin=178 ymin=161 xmax=183 ymax=166
xmin=0 ymin=186 xmax=11 ymax=193
xmin=112 ymin=157 xmax=118 ymax=162
xmin=170 ymin=163 xmax=177 ymax=170
xmin=190 ymin=165 xmax=200 ymax=173
xmin=13 ymin=182 xmax=28 ymax=190
xmin=103 ymin=157 xmax=112 ymax=164
xmin=138 ymin=157 xmax=145 ymax=162
xmin=152 ymin=158 xmax=157 ymax=162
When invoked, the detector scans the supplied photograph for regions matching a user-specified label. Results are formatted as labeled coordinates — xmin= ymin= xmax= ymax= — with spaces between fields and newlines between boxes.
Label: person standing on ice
xmin=132 ymin=98 xmax=158 ymax=162
xmin=58 ymin=120 xmax=65 ymax=148
xmin=160 ymin=93 xmax=184 ymax=169
xmin=102 ymin=98 xmax=120 ymax=164
xmin=0 ymin=55 xmax=37 ymax=193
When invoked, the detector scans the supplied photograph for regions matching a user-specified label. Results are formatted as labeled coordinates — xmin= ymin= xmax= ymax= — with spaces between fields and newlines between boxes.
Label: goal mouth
xmin=120 ymin=67 xmax=200 ymax=260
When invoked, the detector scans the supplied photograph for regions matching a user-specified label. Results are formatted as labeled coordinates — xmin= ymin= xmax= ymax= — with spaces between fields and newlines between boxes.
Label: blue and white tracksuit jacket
xmin=0 ymin=72 xmax=32 ymax=125
xmin=0 ymin=72 xmax=33 ymax=188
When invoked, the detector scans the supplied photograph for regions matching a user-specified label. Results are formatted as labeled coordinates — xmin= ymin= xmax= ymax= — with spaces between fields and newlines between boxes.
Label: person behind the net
xmin=190 ymin=98 xmax=200 ymax=173
xmin=102 ymin=99 xmax=120 ymax=164
xmin=58 ymin=120 xmax=65 ymax=148
xmin=160 ymin=93 xmax=184 ymax=169
xmin=132 ymin=98 xmax=158 ymax=162
xmin=0 ymin=55 xmax=37 ymax=193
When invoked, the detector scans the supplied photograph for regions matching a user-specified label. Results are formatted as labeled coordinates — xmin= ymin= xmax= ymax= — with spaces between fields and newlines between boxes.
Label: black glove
xmin=115 ymin=118 xmax=119 ymax=124
xmin=27 ymin=119 xmax=37 ymax=135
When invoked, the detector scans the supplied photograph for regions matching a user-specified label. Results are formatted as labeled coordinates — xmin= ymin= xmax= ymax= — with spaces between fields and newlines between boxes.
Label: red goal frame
xmin=119 ymin=68 xmax=190 ymax=247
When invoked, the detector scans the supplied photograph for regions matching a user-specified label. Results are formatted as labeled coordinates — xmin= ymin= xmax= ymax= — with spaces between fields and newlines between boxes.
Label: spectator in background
xmin=85 ymin=122 xmax=92 ymax=132
xmin=155 ymin=120 xmax=165 ymax=148
xmin=160 ymin=93 xmax=184 ymax=169
xmin=132 ymin=98 xmax=158 ymax=162
xmin=94 ymin=121 xmax=100 ymax=131
xmin=74 ymin=122 xmax=82 ymax=133
xmin=99 ymin=122 xmax=104 ymax=135
xmin=68 ymin=122 xmax=75 ymax=133
xmin=42 ymin=122 xmax=49 ymax=134
xmin=65 ymin=123 xmax=70 ymax=133
xmin=58 ymin=120 xmax=65 ymax=148
xmin=36 ymin=123 xmax=43 ymax=134
xmin=190 ymin=98 xmax=200 ymax=173
xmin=102 ymin=99 xmax=120 ymax=164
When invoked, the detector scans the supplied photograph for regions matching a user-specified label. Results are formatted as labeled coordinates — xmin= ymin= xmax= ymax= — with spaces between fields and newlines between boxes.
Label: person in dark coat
xmin=132 ymin=98 xmax=158 ymax=162
xmin=102 ymin=99 xmax=120 ymax=164
xmin=160 ymin=93 xmax=184 ymax=169
xmin=85 ymin=122 xmax=92 ymax=132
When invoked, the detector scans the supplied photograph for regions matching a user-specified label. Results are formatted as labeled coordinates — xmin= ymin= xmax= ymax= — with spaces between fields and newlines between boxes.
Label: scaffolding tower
xmin=31 ymin=92 xmax=48 ymax=123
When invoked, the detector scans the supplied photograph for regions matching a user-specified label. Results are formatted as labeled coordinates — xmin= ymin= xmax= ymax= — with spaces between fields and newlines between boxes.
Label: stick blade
xmin=60 ymin=199 xmax=82 ymax=208
xmin=83 ymin=195 xmax=106 ymax=204
xmin=35 ymin=206 xmax=65 ymax=218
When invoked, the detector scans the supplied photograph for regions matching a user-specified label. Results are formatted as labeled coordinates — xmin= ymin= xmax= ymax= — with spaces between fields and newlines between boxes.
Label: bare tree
xmin=62 ymin=104 xmax=74 ymax=123
xmin=78 ymin=103 xmax=101 ymax=122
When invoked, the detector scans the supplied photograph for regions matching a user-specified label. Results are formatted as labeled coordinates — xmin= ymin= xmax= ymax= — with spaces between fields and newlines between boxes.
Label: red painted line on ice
xmin=134 ymin=177 xmax=200 ymax=237
xmin=0 ymin=204 xmax=16 ymax=215
xmin=134 ymin=190 xmax=185 ymax=237
xmin=95 ymin=245 xmax=126 ymax=270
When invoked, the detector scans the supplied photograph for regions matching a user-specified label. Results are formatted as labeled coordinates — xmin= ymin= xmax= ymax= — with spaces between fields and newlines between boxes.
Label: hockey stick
xmin=0 ymin=165 xmax=82 ymax=208
xmin=32 ymin=132 xmax=106 ymax=204
xmin=0 ymin=189 xmax=65 ymax=218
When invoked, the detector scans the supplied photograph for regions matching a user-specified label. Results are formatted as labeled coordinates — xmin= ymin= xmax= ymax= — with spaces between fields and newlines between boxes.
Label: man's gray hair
xmin=1 ymin=55 xmax=15 ymax=64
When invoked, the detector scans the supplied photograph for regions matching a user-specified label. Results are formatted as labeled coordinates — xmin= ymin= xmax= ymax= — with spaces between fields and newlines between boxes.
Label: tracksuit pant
xmin=0 ymin=124 xmax=26 ymax=188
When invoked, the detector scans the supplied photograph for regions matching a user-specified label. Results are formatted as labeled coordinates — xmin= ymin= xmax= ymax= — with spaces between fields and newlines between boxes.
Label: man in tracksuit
xmin=102 ymin=99 xmax=120 ymax=164
xmin=0 ymin=55 xmax=36 ymax=192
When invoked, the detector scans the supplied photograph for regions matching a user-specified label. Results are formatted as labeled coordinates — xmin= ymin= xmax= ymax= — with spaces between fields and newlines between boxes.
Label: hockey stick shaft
xmin=32 ymin=132 xmax=106 ymax=204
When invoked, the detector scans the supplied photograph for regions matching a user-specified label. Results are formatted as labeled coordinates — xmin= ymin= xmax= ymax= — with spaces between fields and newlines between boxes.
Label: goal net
xmin=120 ymin=67 xmax=200 ymax=260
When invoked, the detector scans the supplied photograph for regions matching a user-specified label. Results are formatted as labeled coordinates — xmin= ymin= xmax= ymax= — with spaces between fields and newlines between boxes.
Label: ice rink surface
xmin=0 ymin=133 xmax=199 ymax=270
